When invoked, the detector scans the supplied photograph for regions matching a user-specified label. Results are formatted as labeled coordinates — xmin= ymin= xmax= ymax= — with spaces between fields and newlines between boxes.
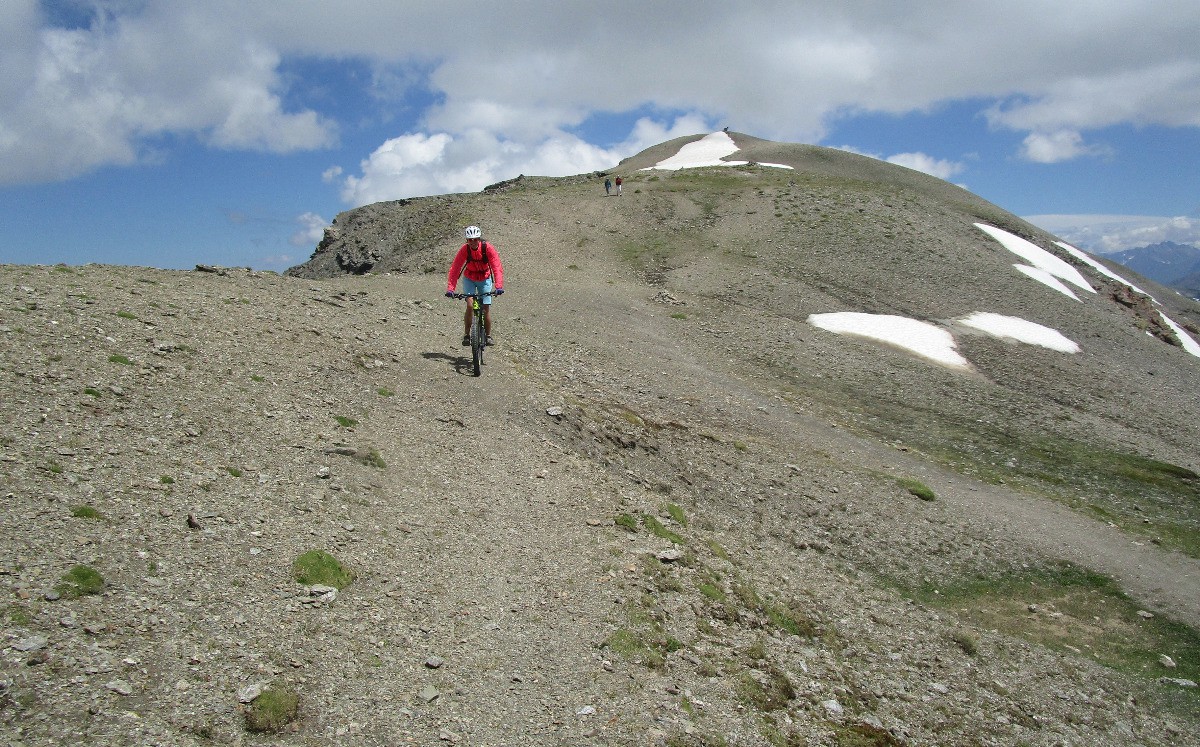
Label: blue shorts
xmin=461 ymin=276 xmax=494 ymax=304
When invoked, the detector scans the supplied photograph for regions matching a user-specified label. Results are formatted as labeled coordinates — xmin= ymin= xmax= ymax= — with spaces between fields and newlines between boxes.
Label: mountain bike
xmin=449 ymin=290 xmax=496 ymax=376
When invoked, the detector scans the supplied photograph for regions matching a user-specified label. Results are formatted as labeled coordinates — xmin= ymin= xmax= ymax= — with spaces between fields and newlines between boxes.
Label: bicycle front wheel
xmin=470 ymin=313 xmax=483 ymax=377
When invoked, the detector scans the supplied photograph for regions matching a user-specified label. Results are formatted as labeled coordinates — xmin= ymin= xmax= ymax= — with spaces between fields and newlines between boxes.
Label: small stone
xmin=106 ymin=680 xmax=133 ymax=696
xmin=821 ymin=699 xmax=843 ymax=714
xmin=418 ymin=685 xmax=440 ymax=703
xmin=1137 ymin=610 xmax=1155 ymax=619
xmin=577 ymin=705 xmax=596 ymax=716
xmin=12 ymin=636 xmax=48 ymax=652
xmin=238 ymin=682 xmax=265 ymax=703
xmin=1159 ymin=654 xmax=1178 ymax=669
xmin=546 ymin=407 xmax=564 ymax=418
xmin=656 ymin=549 xmax=684 ymax=562
xmin=930 ymin=683 xmax=949 ymax=694
xmin=424 ymin=656 xmax=444 ymax=669
xmin=43 ymin=590 xmax=61 ymax=601
xmin=1159 ymin=677 xmax=1197 ymax=688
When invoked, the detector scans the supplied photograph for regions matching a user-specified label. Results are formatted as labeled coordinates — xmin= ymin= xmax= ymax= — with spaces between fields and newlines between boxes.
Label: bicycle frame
xmin=450 ymin=290 xmax=495 ymax=376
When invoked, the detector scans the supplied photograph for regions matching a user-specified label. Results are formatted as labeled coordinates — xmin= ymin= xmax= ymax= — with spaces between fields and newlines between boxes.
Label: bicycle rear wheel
xmin=470 ymin=310 xmax=483 ymax=376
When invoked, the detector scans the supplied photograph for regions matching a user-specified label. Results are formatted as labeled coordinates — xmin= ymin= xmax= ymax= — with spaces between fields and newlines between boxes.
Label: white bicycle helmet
xmin=464 ymin=225 xmax=482 ymax=239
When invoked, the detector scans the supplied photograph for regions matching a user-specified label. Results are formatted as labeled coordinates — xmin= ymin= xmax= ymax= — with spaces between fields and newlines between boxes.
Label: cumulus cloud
xmin=0 ymin=2 xmax=335 ymax=184
xmin=1024 ymin=214 xmax=1200 ymax=254
xmin=290 ymin=212 xmax=329 ymax=247
xmin=883 ymin=152 xmax=966 ymax=180
xmin=1019 ymin=130 xmax=1112 ymax=164
xmin=4 ymin=1 xmax=1200 ymax=186
xmin=338 ymin=114 xmax=710 ymax=206
xmin=836 ymin=145 xmax=966 ymax=181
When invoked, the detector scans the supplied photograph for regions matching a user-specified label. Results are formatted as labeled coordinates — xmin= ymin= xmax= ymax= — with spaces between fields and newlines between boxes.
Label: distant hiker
xmin=615 ymin=175 xmax=623 ymax=196
xmin=445 ymin=225 xmax=505 ymax=346
xmin=604 ymin=177 xmax=612 ymax=195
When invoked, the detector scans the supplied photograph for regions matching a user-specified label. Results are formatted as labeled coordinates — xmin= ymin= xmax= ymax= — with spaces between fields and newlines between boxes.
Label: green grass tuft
xmin=615 ymin=513 xmax=638 ymax=532
xmin=56 ymin=565 xmax=105 ymax=598
xmin=243 ymin=685 xmax=299 ymax=733
xmin=70 ymin=505 xmax=103 ymax=520
xmin=643 ymin=515 xmax=685 ymax=544
xmin=898 ymin=477 xmax=936 ymax=501
xmin=292 ymin=550 xmax=355 ymax=589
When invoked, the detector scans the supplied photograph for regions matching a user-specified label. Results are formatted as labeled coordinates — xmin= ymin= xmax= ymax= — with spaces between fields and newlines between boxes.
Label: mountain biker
xmin=445 ymin=225 xmax=505 ymax=346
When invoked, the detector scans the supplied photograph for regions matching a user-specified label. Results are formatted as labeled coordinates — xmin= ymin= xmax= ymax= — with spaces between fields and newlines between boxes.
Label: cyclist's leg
xmin=480 ymin=277 xmax=495 ymax=340
xmin=461 ymin=278 xmax=484 ymax=338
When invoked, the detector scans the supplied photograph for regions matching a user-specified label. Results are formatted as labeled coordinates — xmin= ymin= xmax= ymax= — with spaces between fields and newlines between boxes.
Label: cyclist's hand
xmin=494 ymin=288 xmax=504 ymax=296
xmin=445 ymin=291 xmax=454 ymax=298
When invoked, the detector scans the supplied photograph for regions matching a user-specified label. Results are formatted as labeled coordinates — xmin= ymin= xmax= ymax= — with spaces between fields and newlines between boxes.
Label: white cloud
xmin=884 ymin=152 xmax=965 ymax=180
xmin=1018 ymin=130 xmax=1112 ymax=164
xmin=836 ymin=145 xmax=966 ymax=181
xmin=0 ymin=2 xmax=336 ymax=184
xmin=5 ymin=2 xmax=1200 ymax=184
xmin=337 ymin=114 xmax=710 ymax=206
xmin=1025 ymin=215 xmax=1200 ymax=254
xmin=290 ymin=212 xmax=329 ymax=247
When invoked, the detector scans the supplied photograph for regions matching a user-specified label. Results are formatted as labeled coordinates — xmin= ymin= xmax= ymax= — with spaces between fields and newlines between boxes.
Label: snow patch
xmin=643 ymin=131 xmax=793 ymax=171
xmin=959 ymin=312 xmax=1080 ymax=353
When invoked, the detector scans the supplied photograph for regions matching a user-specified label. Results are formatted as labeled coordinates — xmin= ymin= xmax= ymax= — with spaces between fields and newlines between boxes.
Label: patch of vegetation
xmin=664 ymin=503 xmax=688 ymax=527
xmin=292 ymin=550 xmax=355 ymax=589
xmin=819 ymin=393 xmax=1200 ymax=558
xmin=615 ymin=513 xmax=638 ymax=532
xmin=226 ymin=467 xmax=242 ymax=477
xmin=950 ymin=629 xmax=979 ymax=656
xmin=643 ymin=515 xmax=685 ymax=544
xmin=898 ymin=477 xmax=936 ymax=501
xmin=357 ymin=448 xmax=387 ymax=469
xmin=901 ymin=562 xmax=1200 ymax=691
xmin=666 ymin=733 xmax=729 ymax=747
xmin=831 ymin=722 xmax=906 ymax=746
xmin=108 ymin=354 xmax=133 ymax=365
xmin=671 ymin=313 xmax=687 ymax=319
xmin=243 ymin=685 xmax=299 ymax=733
xmin=116 ymin=311 xmax=137 ymax=319
xmin=707 ymin=540 xmax=730 ymax=560
xmin=377 ymin=387 xmax=394 ymax=397
xmin=334 ymin=415 xmax=359 ymax=428
xmin=250 ymin=374 xmax=265 ymax=382
xmin=70 ymin=505 xmax=103 ymax=520
xmin=45 ymin=460 xmax=64 ymax=474
xmin=736 ymin=665 xmax=795 ymax=712
xmin=55 ymin=565 xmax=105 ymax=598
xmin=8 ymin=604 xmax=34 ymax=626
xmin=160 ymin=475 xmax=175 ymax=484
xmin=698 ymin=580 xmax=727 ymax=602
xmin=83 ymin=387 xmax=102 ymax=398
xmin=765 ymin=602 xmax=821 ymax=638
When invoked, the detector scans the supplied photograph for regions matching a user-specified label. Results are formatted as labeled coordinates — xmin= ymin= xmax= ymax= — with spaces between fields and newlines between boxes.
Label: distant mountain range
xmin=1107 ymin=241 xmax=1200 ymax=298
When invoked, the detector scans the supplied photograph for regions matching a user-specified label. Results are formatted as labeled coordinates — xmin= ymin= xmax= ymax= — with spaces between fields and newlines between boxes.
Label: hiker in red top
xmin=445 ymin=225 xmax=505 ymax=346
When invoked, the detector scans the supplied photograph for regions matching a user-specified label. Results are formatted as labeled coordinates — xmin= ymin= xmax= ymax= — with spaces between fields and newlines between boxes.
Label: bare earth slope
xmin=3 ymin=136 xmax=1199 ymax=746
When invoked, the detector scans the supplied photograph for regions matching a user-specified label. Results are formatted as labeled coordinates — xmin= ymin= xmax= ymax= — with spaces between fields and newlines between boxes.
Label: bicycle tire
xmin=470 ymin=309 xmax=483 ymax=377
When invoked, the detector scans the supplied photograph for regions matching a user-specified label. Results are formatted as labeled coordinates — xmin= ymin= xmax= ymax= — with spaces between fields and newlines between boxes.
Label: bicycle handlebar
xmin=447 ymin=291 xmax=500 ymax=299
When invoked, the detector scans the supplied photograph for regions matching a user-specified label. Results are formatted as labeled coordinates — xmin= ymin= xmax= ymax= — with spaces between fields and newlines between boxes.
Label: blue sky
xmin=2 ymin=1 xmax=1199 ymax=272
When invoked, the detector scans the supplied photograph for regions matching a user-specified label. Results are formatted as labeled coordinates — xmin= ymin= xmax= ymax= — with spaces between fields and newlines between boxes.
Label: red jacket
xmin=446 ymin=241 xmax=504 ymax=291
